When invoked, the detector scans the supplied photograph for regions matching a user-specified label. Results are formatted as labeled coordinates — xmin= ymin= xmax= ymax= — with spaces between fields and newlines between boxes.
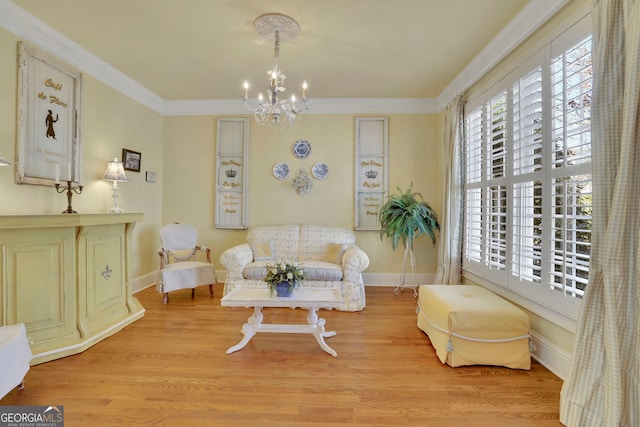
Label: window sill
xmin=463 ymin=271 xmax=578 ymax=334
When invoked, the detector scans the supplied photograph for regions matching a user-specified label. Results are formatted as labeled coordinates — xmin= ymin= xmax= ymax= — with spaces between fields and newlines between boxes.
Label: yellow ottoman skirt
xmin=417 ymin=285 xmax=531 ymax=369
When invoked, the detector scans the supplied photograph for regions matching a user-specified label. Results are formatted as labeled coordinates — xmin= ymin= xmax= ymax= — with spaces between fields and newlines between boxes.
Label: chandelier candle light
xmin=243 ymin=13 xmax=310 ymax=129
xmin=102 ymin=157 xmax=129 ymax=213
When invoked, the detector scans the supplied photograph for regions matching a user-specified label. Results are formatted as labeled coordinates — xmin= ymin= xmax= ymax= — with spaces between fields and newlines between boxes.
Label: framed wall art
xmin=16 ymin=41 xmax=83 ymax=186
xmin=122 ymin=149 xmax=141 ymax=172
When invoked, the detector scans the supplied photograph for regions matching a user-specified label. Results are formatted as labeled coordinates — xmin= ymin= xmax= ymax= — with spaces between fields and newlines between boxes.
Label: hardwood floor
xmin=2 ymin=285 xmax=563 ymax=426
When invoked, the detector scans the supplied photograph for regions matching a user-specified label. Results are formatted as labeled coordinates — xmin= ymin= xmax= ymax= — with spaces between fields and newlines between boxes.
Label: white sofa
xmin=220 ymin=224 xmax=369 ymax=311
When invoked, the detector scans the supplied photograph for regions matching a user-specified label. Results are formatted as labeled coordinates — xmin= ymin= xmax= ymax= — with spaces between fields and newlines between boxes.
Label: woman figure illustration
xmin=46 ymin=109 xmax=58 ymax=139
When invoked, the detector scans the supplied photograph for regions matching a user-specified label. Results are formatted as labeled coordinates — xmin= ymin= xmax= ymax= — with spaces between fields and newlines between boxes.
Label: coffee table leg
xmin=226 ymin=306 xmax=262 ymax=354
xmin=307 ymin=307 xmax=338 ymax=357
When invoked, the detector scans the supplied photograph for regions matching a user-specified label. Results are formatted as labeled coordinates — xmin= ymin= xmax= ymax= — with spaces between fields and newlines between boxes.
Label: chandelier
xmin=242 ymin=13 xmax=310 ymax=129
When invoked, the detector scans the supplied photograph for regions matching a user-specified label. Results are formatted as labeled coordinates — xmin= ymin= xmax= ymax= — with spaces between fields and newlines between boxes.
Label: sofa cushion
xmin=251 ymin=241 xmax=275 ymax=261
xmin=300 ymin=261 xmax=344 ymax=281
xmin=244 ymin=260 xmax=344 ymax=282
xmin=247 ymin=225 xmax=299 ymax=261
xmin=243 ymin=261 xmax=271 ymax=280
xmin=323 ymin=243 xmax=347 ymax=264
xmin=298 ymin=225 xmax=355 ymax=262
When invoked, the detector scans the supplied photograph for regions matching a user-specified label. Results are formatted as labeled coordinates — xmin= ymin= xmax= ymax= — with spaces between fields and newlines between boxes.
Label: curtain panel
xmin=560 ymin=1 xmax=640 ymax=426
xmin=434 ymin=93 xmax=465 ymax=285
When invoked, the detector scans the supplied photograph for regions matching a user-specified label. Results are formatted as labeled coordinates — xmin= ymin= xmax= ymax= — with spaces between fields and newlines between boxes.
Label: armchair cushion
xmin=161 ymin=261 xmax=216 ymax=291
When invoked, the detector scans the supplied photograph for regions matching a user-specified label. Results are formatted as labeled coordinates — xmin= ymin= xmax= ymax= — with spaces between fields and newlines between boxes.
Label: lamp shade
xmin=0 ymin=153 xmax=11 ymax=166
xmin=102 ymin=158 xmax=129 ymax=182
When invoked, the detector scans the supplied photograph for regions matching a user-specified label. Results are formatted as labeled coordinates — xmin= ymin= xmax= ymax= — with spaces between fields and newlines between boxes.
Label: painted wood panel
xmin=0 ymin=213 xmax=144 ymax=364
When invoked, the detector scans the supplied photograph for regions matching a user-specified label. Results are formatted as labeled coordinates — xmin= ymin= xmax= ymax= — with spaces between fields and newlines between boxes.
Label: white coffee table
xmin=220 ymin=286 xmax=342 ymax=357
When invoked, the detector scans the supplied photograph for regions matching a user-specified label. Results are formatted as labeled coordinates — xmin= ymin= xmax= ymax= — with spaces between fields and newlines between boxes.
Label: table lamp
xmin=102 ymin=157 xmax=129 ymax=213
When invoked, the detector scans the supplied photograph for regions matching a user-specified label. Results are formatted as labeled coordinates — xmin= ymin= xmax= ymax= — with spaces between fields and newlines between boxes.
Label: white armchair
xmin=157 ymin=223 xmax=217 ymax=304
xmin=0 ymin=323 xmax=32 ymax=399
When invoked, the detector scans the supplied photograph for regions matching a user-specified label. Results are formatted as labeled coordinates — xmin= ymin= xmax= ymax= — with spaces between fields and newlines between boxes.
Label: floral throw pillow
xmin=323 ymin=243 xmax=347 ymax=264
xmin=251 ymin=241 xmax=275 ymax=261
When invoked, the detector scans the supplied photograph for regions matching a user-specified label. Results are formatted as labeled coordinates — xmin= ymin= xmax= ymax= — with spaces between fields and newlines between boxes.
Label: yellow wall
xmin=1 ymin=24 xmax=442 ymax=284
xmin=0 ymin=28 xmax=163 ymax=278
xmin=163 ymin=114 xmax=442 ymax=275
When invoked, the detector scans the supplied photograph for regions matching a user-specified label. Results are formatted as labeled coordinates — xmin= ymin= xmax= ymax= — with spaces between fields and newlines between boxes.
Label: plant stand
xmin=393 ymin=242 xmax=419 ymax=297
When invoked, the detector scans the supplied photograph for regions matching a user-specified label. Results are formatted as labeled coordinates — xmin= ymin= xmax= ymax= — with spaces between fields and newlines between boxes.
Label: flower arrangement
xmin=264 ymin=260 xmax=305 ymax=296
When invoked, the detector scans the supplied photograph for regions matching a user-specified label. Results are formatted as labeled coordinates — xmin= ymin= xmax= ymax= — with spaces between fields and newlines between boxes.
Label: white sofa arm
xmin=220 ymin=244 xmax=253 ymax=281
xmin=342 ymin=245 xmax=369 ymax=280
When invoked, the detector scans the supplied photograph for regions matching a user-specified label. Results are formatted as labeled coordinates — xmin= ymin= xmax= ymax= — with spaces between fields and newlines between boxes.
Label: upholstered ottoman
xmin=417 ymin=285 xmax=531 ymax=369
xmin=0 ymin=323 xmax=33 ymax=398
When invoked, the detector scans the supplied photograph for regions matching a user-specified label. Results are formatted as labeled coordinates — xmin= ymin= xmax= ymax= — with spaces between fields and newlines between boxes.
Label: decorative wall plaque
xmin=355 ymin=117 xmax=388 ymax=230
xmin=216 ymin=118 xmax=249 ymax=229
xmin=16 ymin=41 xmax=83 ymax=186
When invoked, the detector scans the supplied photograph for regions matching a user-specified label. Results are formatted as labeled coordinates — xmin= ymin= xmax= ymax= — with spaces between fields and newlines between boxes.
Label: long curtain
xmin=433 ymin=93 xmax=465 ymax=285
xmin=560 ymin=1 xmax=640 ymax=425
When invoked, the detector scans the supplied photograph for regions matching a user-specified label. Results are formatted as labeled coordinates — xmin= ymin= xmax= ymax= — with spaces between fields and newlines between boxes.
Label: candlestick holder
xmin=55 ymin=181 xmax=84 ymax=214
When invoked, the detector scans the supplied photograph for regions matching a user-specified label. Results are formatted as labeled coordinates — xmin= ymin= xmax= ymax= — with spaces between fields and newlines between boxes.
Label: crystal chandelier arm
xmin=241 ymin=14 xmax=309 ymax=129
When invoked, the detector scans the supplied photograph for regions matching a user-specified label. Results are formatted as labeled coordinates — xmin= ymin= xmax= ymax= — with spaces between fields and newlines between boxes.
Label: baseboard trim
xmin=132 ymin=271 xmax=157 ymax=293
xmin=363 ymin=273 xmax=435 ymax=287
xmin=529 ymin=330 xmax=571 ymax=380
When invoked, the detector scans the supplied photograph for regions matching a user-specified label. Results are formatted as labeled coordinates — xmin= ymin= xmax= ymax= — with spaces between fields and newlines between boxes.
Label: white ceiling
xmin=3 ymin=0 xmax=567 ymax=112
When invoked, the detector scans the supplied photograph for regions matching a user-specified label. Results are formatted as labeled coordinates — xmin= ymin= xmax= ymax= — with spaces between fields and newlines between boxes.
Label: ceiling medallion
xmin=242 ymin=13 xmax=310 ymax=130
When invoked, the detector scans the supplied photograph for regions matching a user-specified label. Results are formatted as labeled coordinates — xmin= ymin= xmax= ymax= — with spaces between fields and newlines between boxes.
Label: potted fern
xmin=379 ymin=184 xmax=439 ymax=294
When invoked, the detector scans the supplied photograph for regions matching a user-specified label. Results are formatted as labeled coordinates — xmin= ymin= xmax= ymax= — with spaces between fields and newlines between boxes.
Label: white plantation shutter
xmin=486 ymin=184 xmax=507 ymax=271
xmin=464 ymin=187 xmax=482 ymax=263
xmin=462 ymin=17 xmax=592 ymax=319
xmin=464 ymin=107 xmax=484 ymax=265
xmin=486 ymin=92 xmax=508 ymax=272
xmin=549 ymin=34 xmax=592 ymax=300
xmin=466 ymin=108 xmax=483 ymax=184
xmin=511 ymin=67 xmax=543 ymax=286
xmin=550 ymin=176 xmax=592 ymax=298
xmin=488 ymin=92 xmax=508 ymax=180
xmin=511 ymin=180 xmax=543 ymax=284
xmin=512 ymin=67 xmax=543 ymax=175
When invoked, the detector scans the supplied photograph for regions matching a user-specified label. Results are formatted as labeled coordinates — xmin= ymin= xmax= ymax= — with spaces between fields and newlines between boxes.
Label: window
xmin=463 ymin=18 xmax=592 ymax=319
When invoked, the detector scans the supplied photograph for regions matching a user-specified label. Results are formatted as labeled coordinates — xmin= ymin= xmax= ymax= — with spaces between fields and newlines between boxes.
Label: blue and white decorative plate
xmin=273 ymin=162 xmax=289 ymax=180
xmin=311 ymin=163 xmax=329 ymax=180
xmin=293 ymin=139 xmax=311 ymax=159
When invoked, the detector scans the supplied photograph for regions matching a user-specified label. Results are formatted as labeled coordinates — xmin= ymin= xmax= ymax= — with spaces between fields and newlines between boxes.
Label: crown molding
xmin=436 ymin=0 xmax=570 ymax=109
xmin=1 ymin=0 xmax=568 ymax=116
xmin=162 ymin=98 xmax=438 ymax=116
xmin=0 ymin=0 xmax=165 ymax=113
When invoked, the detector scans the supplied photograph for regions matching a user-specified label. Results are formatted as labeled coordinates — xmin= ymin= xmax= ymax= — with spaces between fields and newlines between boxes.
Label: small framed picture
xmin=122 ymin=149 xmax=141 ymax=172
